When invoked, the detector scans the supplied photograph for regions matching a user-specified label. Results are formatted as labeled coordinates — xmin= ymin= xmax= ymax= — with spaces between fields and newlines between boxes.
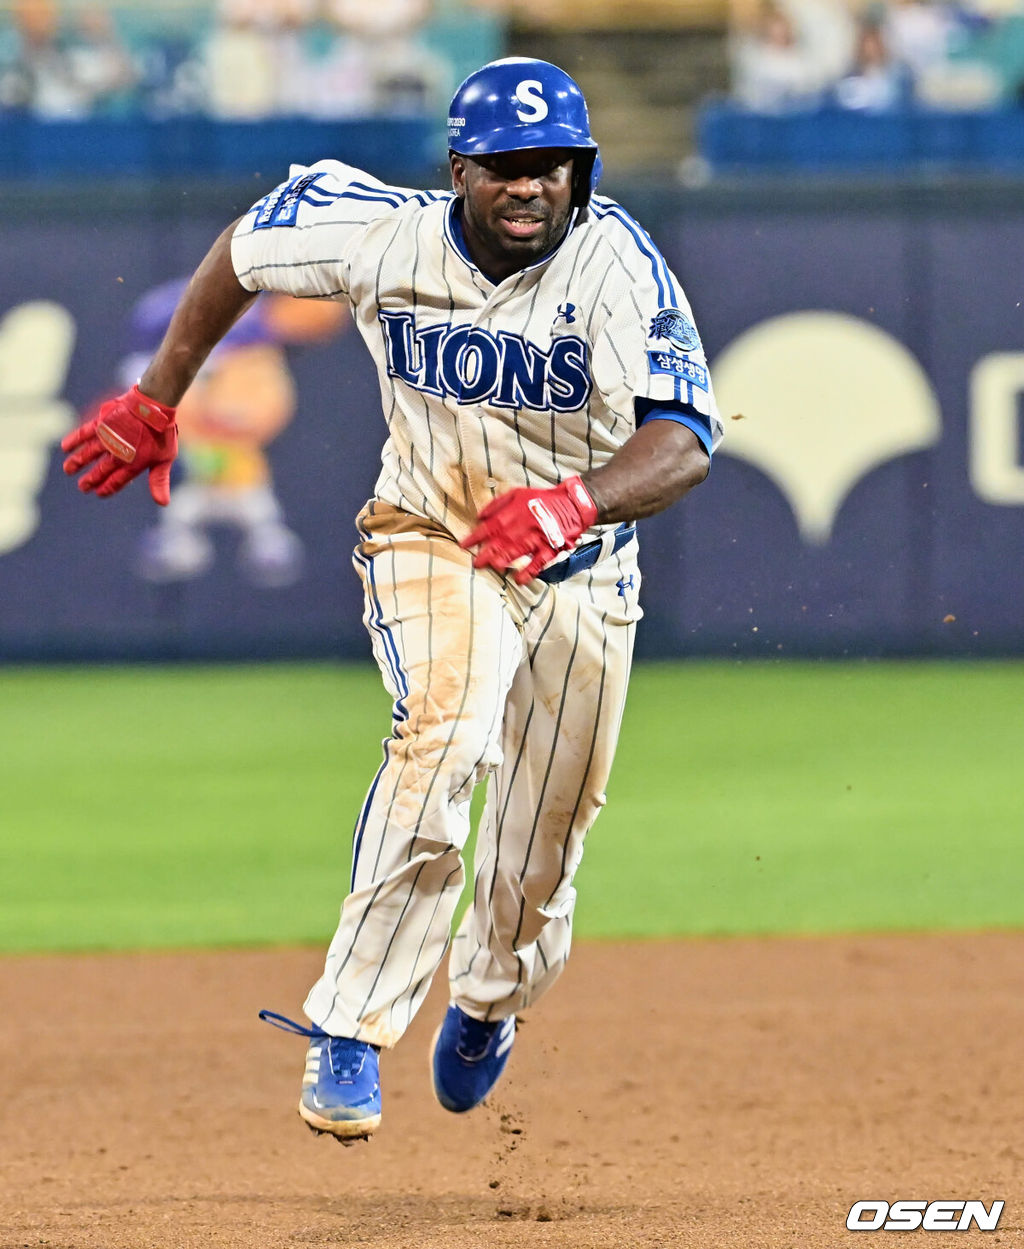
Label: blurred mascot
xmin=111 ymin=278 xmax=346 ymax=586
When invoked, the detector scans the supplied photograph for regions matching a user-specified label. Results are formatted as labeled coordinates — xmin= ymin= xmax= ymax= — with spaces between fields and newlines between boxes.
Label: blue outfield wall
xmin=2 ymin=174 xmax=1023 ymax=661
xmin=698 ymin=103 xmax=1024 ymax=175
xmin=0 ymin=117 xmax=441 ymax=182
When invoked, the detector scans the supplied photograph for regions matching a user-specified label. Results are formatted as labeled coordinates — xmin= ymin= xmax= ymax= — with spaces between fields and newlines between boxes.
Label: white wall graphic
xmin=712 ymin=311 xmax=942 ymax=545
xmin=0 ymin=301 xmax=76 ymax=555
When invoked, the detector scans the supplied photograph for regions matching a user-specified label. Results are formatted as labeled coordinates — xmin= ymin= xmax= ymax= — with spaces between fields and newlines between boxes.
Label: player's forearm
xmin=581 ymin=419 xmax=710 ymax=523
xmin=138 ymin=218 xmax=257 ymax=406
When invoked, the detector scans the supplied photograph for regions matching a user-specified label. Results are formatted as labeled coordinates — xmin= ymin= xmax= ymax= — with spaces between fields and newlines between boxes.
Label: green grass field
xmin=2 ymin=660 xmax=1022 ymax=953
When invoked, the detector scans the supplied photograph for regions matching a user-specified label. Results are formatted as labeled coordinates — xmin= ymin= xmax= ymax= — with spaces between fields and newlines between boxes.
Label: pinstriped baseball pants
xmin=303 ymin=501 xmax=641 ymax=1048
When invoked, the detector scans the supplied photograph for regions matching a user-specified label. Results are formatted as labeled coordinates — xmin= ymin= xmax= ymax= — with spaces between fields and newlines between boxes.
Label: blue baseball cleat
xmin=431 ymin=1004 xmax=516 ymax=1113
xmin=260 ymin=1010 xmax=381 ymax=1142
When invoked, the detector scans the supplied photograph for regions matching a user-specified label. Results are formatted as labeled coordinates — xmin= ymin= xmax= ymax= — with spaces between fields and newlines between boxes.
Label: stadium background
xmin=5 ymin=0 xmax=1024 ymax=661
xmin=2 ymin=3 xmax=1024 ymax=1247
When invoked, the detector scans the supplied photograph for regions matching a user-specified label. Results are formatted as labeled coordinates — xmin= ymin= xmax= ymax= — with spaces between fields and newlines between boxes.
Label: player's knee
xmin=391 ymin=714 xmax=500 ymax=798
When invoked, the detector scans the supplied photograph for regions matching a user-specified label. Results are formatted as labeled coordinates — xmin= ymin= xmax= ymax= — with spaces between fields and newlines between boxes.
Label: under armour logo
xmin=616 ymin=575 xmax=635 ymax=597
xmin=554 ymin=303 xmax=576 ymax=326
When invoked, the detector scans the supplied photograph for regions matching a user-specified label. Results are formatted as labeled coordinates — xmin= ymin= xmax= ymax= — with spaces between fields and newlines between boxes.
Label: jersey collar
xmin=444 ymin=198 xmax=579 ymax=285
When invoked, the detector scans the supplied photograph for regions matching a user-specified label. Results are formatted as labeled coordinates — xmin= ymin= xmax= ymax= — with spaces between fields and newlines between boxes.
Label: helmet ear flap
xmin=572 ymin=150 xmax=602 ymax=208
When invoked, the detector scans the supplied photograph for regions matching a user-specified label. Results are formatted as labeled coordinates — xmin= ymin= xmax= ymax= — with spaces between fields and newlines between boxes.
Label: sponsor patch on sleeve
xmin=647 ymin=350 xmax=709 ymax=390
xmin=253 ymin=172 xmax=324 ymax=230
xmin=649 ymin=307 xmax=702 ymax=351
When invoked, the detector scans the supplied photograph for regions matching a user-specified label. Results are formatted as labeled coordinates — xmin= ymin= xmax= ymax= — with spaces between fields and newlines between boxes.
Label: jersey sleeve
xmin=588 ymin=200 xmax=723 ymax=458
xmin=230 ymin=160 xmax=439 ymax=300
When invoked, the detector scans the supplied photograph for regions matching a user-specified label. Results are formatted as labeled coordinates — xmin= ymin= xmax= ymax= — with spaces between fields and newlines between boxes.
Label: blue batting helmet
xmin=447 ymin=58 xmax=602 ymax=207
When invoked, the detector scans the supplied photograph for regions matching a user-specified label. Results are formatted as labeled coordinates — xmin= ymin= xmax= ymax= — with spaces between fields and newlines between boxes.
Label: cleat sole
xmin=298 ymin=1101 xmax=380 ymax=1141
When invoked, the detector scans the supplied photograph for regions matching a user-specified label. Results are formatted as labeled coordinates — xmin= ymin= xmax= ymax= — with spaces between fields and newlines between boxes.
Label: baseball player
xmin=62 ymin=58 xmax=722 ymax=1142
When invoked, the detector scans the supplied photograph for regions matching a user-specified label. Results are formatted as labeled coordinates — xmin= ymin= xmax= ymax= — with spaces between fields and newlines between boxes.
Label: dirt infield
xmin=1 ymin=933 xmax=1022 ymax=1249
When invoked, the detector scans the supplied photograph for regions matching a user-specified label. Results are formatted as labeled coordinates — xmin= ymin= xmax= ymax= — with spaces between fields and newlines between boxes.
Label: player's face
xmin=451 ymin=148 xmax=575 ymax=282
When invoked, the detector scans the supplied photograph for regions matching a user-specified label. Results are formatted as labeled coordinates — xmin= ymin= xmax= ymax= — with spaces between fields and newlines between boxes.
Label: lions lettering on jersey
xmin=379 ymin=312 xmax=592 ymax=412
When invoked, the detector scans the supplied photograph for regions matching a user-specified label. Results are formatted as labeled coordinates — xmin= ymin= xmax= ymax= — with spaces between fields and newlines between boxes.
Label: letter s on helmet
xmin=447 ymin=58 xmax=602 ymax=208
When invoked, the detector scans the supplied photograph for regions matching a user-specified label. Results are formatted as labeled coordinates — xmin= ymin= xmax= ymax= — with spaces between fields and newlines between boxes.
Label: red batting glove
xmin=462 ymin=475 xmax=599 ymax=585
xmin=61 ymin=384 xmax=179 ymax=506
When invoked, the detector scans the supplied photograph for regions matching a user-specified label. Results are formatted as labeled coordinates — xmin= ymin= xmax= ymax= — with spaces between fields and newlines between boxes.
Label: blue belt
xmin=538 ymin=523 xmax=636 ymax=584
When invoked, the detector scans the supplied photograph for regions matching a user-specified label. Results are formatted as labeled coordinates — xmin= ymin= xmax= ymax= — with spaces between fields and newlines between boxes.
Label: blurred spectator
xmin=729 ymin=0 xmax=1009 ymax=113
xmin=329 ymin=0 xmax=452 ymax=115
xmin=202 ymin=0 xmax=279 ymax=119
xmin=194 ymin=0 xmax=452 ymax=119
xmin=880 ymin=0 xmax=1002 ymax=107
xmin=0 ymin=0 xmax=81 ymax=116
xmin=66 ymin=5 xmax=139 ymax=116
xmin=787 ymin=0 xmax=858 ymax=84
xmin=271 ymin=1 xmax=375 ymax=118
xmin=882 ymin=0 xmax=958 ymax=75
xmin=730 ymin=0 xmax=855 ymax=111
xmin=0 ymin=0 xmax=465 ymax=120
xmin=0 ymin=0 xmax=138 ymax=118
xmin=834 ymin=17 xmax=912 ymax=111
xmin=730 ymin=1 xmax=824 ymax=111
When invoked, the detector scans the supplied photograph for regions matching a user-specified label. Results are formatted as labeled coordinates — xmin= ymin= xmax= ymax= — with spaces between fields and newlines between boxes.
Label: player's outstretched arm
xmin=580 ymin=419 xmax=710 ymax=524
xmin=138 ymin=217 xmax=256 ymax=407
xmin=62 ymin=218 xmax=257 ymax=505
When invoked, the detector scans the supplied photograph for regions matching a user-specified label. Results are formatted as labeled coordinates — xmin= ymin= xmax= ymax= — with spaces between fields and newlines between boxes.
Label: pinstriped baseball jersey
xmin=231 ymin=160 xmax=722 ymax=551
